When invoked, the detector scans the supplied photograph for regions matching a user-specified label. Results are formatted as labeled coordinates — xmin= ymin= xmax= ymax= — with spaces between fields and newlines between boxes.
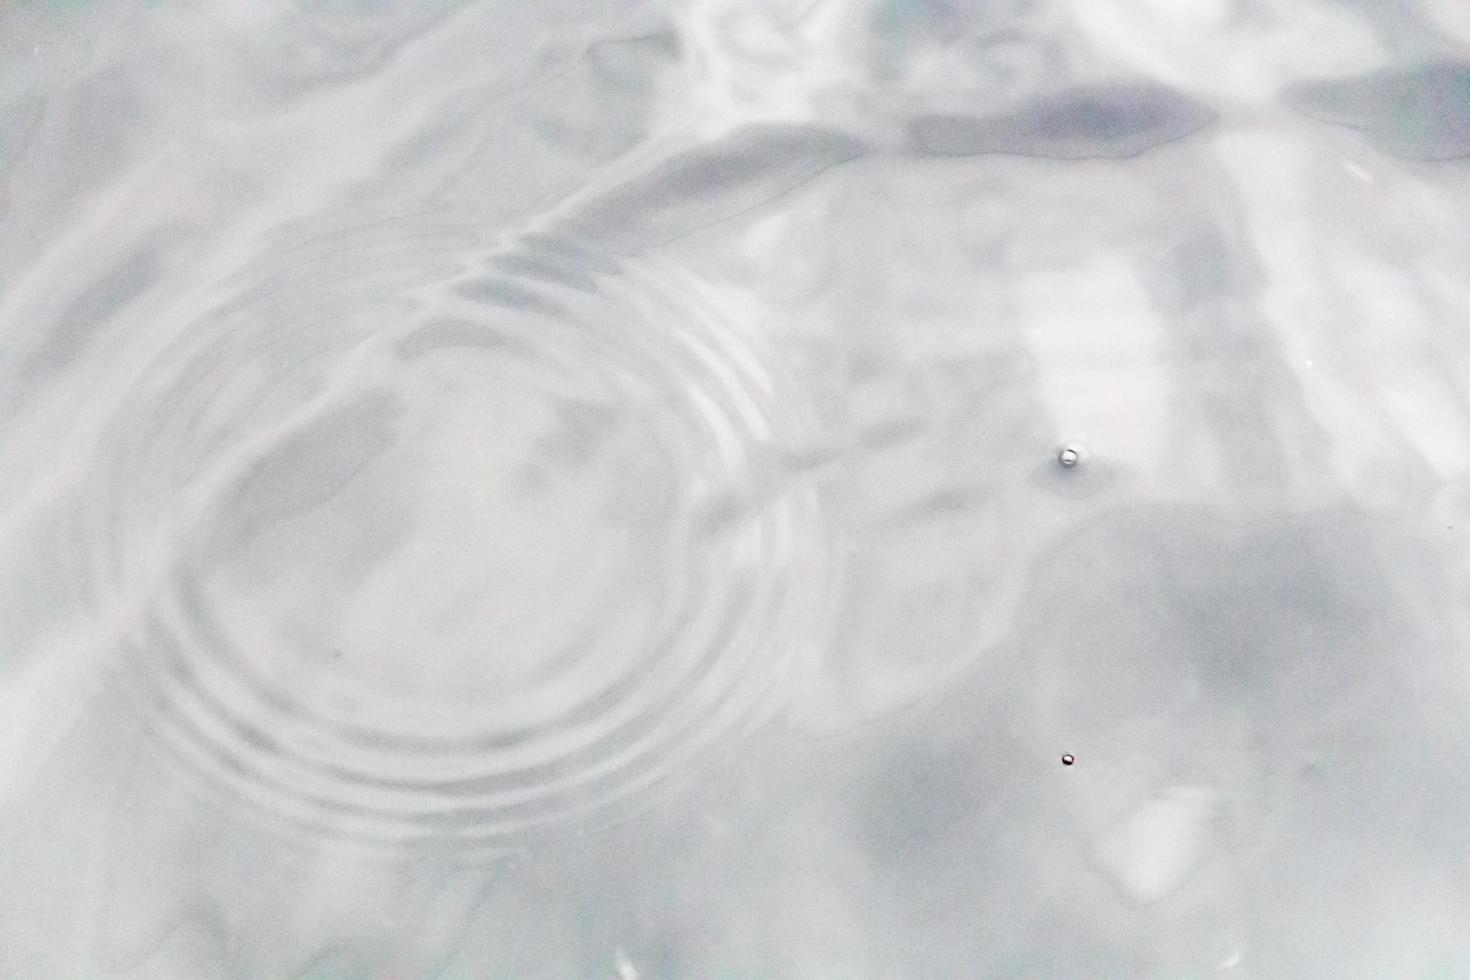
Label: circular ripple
xmin=89 ymin=215 xmax=829 ymax=857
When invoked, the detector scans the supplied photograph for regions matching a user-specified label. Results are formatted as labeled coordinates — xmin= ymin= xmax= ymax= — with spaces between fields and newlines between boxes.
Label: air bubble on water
xmin=1030 ymin=440 xmax=1116 ymax=500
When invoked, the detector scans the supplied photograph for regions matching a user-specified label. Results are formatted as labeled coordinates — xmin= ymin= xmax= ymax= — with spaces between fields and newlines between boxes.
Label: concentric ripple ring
xmin=87 ymin=215 xmax=830 ymax=858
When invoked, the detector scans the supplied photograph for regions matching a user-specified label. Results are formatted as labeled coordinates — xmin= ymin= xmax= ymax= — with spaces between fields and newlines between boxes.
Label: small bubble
xmin=1057 ymin=446 xmax=1080 ymax=468
xmin=1061 ymin=754 xmax=1075 ymax=766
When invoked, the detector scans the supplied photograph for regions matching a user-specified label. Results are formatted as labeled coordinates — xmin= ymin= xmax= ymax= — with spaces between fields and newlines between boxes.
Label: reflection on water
xmin=2 ymin=0 xmax=1470 ymax=976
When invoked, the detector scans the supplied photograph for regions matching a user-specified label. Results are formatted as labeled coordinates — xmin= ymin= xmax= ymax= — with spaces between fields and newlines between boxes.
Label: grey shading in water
xmin=565 ymin=123 xmax=867 ymax=252
xmin=1146 ymin=197 xmax=1346 ymax=501
xmin=999 ymin=504 xmax=1470 ymax=972
xmin=18 ymin=240 xmax=161 ymax=380
xmin=85 ymin=735 xmax=491 ymax=980
xmin=240 ymin=0 xmax=472 ymax=98
xmin=524 ymin=30 xmax=682 ymax=164
xmin=907 ymin=81 xmax=1219 ymax=159
xmin=1283 ymin=61 xmax=1470 ymax=161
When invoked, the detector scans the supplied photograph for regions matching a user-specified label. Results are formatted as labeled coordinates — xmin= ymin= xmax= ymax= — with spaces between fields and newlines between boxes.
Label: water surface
xmin=3 ymin=0 xmax=1470 ymax=976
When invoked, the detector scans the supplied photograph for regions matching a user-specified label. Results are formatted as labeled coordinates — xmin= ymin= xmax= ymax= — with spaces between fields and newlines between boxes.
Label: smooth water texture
xmin=2 ymin=1 xmax=1470 ymax=977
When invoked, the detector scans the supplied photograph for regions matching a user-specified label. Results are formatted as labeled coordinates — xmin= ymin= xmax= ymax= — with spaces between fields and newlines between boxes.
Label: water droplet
xmin=1057 ymin=445 xmax=1080 ymax=468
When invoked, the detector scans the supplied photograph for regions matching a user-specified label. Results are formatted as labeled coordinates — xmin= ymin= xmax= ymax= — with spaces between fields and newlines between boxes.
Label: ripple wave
xmin=88 ymin=214 xmax=829 ymax=858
